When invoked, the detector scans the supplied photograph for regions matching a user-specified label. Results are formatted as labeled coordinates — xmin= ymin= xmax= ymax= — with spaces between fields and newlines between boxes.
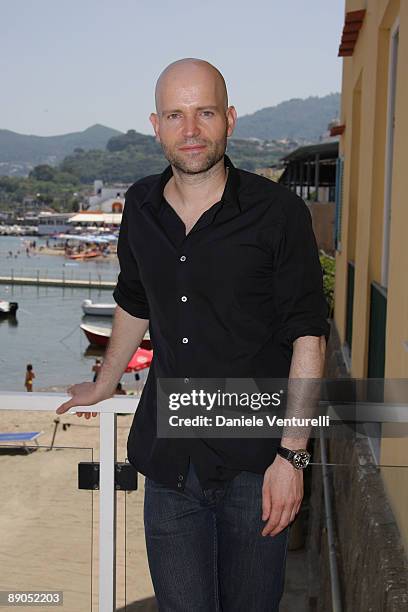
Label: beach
xmin=0 ymin=405 xmax=155 ymax=611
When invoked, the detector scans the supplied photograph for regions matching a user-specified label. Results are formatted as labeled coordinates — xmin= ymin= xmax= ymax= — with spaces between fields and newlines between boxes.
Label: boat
xmin=82 ymin=299 xmax=115 ymax=316
xmin=80 ymin=323 xmax=110 ymax=346
xmin=80 ymin=323 xmax=151 ymax=349
xmin=0 ymin=300 xmax=18 ymax=317
xmin=68 ymin=250 xmax=101 ymax=260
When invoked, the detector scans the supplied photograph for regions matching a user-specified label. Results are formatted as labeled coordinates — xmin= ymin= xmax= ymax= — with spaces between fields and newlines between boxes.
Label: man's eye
xmin=201 ymin=111 xmax=214 ymax=117
xmin=167 ymin=113 xmax=180 ymax=120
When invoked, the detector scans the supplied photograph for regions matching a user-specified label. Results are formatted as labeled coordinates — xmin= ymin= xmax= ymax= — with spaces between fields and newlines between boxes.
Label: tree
xmin=29 ymin=164 xmax=56 ymax=181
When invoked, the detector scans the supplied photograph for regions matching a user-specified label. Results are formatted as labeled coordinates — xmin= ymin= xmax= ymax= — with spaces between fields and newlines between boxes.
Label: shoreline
xmin=37 ymin=246 xmax=118 ymax=262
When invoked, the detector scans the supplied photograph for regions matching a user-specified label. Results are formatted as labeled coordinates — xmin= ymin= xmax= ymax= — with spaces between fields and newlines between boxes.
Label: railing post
xmin=99 ymin=410 xmax=117 ymax=611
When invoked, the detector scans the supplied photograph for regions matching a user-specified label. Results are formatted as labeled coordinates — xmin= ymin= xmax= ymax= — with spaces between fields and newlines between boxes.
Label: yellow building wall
xmin=335 ymin=0 xmax=408 ymax=550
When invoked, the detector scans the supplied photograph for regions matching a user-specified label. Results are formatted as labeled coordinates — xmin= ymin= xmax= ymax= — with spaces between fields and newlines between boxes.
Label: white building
xmin=37 ymin=212 xmax=72 ymax=235
xmin=86 ymin=180 xmax=129 ymax=212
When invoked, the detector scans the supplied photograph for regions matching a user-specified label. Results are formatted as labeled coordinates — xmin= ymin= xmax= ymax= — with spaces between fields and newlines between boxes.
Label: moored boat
xmin=68 ymin=250 xmax=101 ymax=260
xmin=80 ymin=323 xmax=151 ymax=349
xmin=82 ymin=299 xmax=115 ymax=316
xmin=0 ymin=300 xmax=18 ymax=317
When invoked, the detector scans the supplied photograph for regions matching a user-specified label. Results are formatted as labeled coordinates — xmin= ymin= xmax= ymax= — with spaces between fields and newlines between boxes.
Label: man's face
xmin=150 ymin=68 xmax=236 ymax=175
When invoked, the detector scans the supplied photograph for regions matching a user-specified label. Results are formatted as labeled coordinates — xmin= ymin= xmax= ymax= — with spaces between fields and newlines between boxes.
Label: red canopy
xmin=125 ymin=348 xmax=153 ymax=372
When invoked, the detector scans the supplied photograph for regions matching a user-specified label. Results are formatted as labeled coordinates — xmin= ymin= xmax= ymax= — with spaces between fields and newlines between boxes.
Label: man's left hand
xmin=261 ymin=454 xmax=304 ymax=537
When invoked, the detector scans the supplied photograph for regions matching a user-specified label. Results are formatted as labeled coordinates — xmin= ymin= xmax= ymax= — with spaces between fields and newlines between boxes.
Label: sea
xmin=0 ymin=235 xmax=148 ymax=392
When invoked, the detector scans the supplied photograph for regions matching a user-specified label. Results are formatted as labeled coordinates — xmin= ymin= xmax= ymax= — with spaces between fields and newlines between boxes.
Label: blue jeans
xmin=144 ymin=461 xmax=290 ymax=611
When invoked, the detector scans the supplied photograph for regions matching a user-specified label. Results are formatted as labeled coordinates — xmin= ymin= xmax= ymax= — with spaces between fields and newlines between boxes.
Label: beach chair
xmin=0 ymin=431 xmax=43 ymax=454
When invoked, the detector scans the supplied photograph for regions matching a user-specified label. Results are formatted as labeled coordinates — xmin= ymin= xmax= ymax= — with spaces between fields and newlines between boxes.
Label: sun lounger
xmin=0 ymin=431 xmax=43 ymax=453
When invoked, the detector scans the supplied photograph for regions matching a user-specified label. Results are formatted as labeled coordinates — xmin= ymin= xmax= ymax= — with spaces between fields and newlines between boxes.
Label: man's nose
xmin=182 ymin=116 xmax=200 ymax=138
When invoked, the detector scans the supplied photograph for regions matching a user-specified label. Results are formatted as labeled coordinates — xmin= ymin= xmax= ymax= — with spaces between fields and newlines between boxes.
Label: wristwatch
xmin=277 ymin=446 xmax=311 ymax=469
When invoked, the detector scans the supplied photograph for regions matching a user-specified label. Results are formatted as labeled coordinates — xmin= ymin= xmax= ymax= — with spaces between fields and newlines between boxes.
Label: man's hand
xmin=55 ymin=305 xmax=149 ymax=420
xmin=56 ymin=382 xmax=111 ymax=419
xmin=261 ymin=454 xmax=304 ymax=537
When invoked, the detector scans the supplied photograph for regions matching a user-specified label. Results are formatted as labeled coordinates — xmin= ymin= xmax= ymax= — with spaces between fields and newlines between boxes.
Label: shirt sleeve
xmin=112 ymin=196 xmax=150 ymax=320
xmin=272 ymin=194 xmax=330 ymax=347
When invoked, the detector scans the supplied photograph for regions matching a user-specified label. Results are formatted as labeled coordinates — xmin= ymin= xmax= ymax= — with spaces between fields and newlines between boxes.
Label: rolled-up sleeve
xmin=272 ymin=195 xmax=330 ymax=347
xmin=112 ymin=197 xmax=150 ymax=319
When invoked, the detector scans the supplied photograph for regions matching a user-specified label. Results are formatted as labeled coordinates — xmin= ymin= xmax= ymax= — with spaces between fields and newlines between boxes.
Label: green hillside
xmin=0 ymin=124 xmax=123 ymax=176
xmin=234 ymin=93 xmax=340 ymax=140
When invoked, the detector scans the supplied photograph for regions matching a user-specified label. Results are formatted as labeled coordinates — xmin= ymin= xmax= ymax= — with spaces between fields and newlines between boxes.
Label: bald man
xmin=56 ymin=58 xmax=329 ymax=610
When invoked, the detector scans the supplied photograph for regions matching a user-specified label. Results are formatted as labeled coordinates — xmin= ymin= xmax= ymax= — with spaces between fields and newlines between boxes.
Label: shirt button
xmin=178 ymin=474 xmax=184 ymax=481
xmin=180 ymin=255 xmax=187 ymax=262
xmin=177 ymin=483 xmax=182 ymax=488
xmin=181 ymin=296 xmax=188 ymax=302
xmin=182 ymin=337 xmax=189 ymax=344
xmin=184 ymin=377 xmax=190 ymax=383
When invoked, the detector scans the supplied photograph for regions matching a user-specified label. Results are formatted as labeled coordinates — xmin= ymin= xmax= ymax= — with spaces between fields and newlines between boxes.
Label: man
xmin=56 ymin=58 xmax=329 ymax=610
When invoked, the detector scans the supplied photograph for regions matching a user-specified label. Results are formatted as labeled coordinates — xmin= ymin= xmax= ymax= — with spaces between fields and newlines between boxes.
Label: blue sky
xmin=0 ymin=0 xmax=345 ymax=136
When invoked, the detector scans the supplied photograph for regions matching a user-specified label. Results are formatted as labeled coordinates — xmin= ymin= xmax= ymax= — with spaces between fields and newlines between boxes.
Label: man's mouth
xmin=178 ymin=144 xmax=207 ymax=152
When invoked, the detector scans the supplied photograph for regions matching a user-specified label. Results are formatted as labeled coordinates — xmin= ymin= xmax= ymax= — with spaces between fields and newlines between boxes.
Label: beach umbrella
xmin=125 ymin=348 xmax=153 ymax=372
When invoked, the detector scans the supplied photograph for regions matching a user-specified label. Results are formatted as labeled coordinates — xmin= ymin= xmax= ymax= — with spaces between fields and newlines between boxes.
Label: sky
xmin=0 ymin=0 xmax=345 ymax=137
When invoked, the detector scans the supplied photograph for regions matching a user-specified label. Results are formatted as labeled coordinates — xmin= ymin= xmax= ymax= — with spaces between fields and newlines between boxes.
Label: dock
xmin=0 ymin=273 xmax=116 ymax=289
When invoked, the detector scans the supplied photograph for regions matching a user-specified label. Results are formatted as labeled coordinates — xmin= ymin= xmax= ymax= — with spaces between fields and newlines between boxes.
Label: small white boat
xmin=0 ymin=300 xmax=18 ymax=317
xmin=81 ymin=299 xmax=115 ymax=316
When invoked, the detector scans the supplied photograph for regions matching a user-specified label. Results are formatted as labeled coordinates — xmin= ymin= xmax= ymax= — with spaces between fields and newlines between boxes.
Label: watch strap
xmin=277 ymin=446 xmax=296 ymax=462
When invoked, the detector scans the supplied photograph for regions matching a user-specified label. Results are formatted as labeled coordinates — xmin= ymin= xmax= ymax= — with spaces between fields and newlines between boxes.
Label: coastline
xmin=37 ymin=246 xmax=118 ymax=262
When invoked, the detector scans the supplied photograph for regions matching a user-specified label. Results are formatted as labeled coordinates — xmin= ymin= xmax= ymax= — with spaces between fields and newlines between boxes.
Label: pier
xmin=0 ymin=272 xmax=116 ymax=289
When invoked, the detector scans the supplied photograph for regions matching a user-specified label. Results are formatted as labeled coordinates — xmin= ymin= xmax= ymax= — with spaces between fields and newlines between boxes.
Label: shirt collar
xmin=140 ymin=153 xmax=242 ymax=212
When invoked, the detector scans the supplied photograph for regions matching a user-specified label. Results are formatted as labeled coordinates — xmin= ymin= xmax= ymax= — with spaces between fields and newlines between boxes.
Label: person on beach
xmin=56 ymin=58 xmax=329 ymax=610
xmin=115 ymin=382 xmax=126 ymax=395
xmin=25 ymin=364 xmax=35 ymax=392
xmin=91 ymin=359 xmax=102 ymax=383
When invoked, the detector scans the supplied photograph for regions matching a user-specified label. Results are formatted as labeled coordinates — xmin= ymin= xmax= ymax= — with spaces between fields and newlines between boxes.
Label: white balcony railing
xmin=0 ymin=391 xmax=138 ymax=612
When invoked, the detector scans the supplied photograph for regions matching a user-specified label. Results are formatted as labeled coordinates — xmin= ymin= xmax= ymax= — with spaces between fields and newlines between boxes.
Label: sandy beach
xmin=0 ymin=399 xmax=155 ymax=611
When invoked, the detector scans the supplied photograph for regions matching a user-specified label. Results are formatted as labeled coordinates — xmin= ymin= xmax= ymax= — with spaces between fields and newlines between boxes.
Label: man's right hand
xmin=56 ymin=382 xmax=112 ymax=419
xmin=55 ymin=305 xmax=149 ymax=420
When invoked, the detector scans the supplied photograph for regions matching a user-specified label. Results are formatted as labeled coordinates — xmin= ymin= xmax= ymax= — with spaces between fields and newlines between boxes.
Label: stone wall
xmin=307 ymin=322 xmax=408 ymax=611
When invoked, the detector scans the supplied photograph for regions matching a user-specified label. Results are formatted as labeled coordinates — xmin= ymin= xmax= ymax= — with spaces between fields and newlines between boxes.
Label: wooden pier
xmin=0 ymin=273 xmax=116 ymax=289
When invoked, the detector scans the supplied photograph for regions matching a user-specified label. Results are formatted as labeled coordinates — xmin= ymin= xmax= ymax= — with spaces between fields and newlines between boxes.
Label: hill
xmin=0 ymin=124 xmax=123 ymax=176
xmin=0 ymin=93 xmax=340 ymax=180
xmin=234 ymin=93 xmax=340 ymax=141
xmin=58 ymin=130 xmax=296 ymax=183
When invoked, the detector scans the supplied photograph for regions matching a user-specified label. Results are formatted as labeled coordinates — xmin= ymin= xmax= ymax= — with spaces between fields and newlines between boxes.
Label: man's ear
xmin=149 ymin=112 xmax=161 ymax=142
xmin=226 ymin=106 xmax=237 ymax=138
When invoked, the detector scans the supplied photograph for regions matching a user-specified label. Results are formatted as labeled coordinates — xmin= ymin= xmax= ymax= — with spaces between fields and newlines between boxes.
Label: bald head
xmin=149 ymin=58 xmax=236 ymax=175
xmin=154 ymin=58 xmax=228 ymax=114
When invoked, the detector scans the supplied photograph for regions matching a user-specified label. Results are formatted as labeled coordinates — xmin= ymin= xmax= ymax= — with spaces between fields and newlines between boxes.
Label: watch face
xmin=293 ymin=450 xmax=310 ymax=469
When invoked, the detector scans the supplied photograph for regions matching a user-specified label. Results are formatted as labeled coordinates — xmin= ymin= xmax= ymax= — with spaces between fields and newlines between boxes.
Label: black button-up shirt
xmin=113 ymin=154 xmax=330 ymax=490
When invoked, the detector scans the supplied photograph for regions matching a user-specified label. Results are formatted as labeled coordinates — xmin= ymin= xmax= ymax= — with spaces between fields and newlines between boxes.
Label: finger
xmin=85 ymin=412 xmax=91 ymax=420
xmin=77 ymin=412 xmax=83 ymax=417
xmin=262 ymin=505 xmax=283 ymax=536
xmin=269 ymin=508 xmax=292 ymax=536
xmin=56 ymin=400 xmax=74 ymax=415
xmin=92 ymin=412 xmax=97 ymax=417
xmin=262 ymin=485 xmax=271 ymax=521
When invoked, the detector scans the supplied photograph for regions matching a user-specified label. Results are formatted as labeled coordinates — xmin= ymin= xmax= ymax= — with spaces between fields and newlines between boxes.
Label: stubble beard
xmin=160 ymin=135 xmax=227 ymax=175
